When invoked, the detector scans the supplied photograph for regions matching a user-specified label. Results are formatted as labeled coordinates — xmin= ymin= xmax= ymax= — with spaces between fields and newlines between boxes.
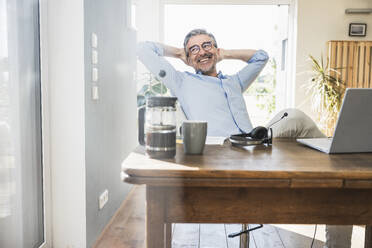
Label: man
xmin=137 ymin=29 xmax=269 ymax=137
xmin=137 ymin=29 xmax=352 ymax=248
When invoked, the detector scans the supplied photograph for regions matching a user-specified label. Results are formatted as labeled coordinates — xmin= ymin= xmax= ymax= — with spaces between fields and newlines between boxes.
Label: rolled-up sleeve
xmin=137 ymin=41 xmax=184 ymax=94
xmin=236 ymin=50 xmax=269 ymax=92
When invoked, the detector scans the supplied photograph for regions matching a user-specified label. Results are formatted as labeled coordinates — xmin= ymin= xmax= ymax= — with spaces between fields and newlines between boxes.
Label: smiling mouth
xmin=197 ymin=54 xmax=213 ymax=63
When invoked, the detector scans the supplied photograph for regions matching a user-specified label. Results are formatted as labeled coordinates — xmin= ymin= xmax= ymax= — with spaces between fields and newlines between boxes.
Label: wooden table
xmin=122 ymin=139 xmax=372 ymax=248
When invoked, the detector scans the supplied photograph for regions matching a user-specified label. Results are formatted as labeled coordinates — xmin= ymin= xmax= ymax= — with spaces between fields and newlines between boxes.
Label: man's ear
xmin=216 ymin=48 xmax=222 ymax=62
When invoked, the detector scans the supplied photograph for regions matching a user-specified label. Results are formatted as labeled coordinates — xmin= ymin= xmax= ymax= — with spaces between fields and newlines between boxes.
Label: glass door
xmin=0 ymin=0 xmax=44 ymax=247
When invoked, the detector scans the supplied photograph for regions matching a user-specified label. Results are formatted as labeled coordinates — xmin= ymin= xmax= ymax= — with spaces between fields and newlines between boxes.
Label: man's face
xmin=186 ymin=34 xmax=219 ymax=75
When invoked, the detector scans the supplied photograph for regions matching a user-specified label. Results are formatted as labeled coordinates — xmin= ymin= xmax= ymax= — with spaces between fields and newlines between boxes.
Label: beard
xmin=197 ymin=64 xmax=216 ymax=75
xmin=194 ymin=53 xmax=217 ymax=75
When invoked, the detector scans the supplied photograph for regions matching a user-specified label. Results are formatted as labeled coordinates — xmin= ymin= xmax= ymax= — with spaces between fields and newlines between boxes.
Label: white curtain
xmin=0 ymin=0 xmax=44 ymax=247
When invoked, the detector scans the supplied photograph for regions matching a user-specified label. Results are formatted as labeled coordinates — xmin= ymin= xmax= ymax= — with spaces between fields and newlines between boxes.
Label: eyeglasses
xmin=188 ymin=41 xmax=214 ymax=55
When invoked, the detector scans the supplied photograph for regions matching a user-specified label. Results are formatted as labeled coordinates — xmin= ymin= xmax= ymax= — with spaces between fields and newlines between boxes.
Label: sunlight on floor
xmin=273 ymin=224 xmax=365 ymax=247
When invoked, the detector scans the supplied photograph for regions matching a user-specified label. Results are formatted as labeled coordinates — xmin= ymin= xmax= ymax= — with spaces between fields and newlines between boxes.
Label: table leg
xmin=365 ymin=225 xmax=372 ymax=248
xmin=166 ymin=223 xmax=172 ymax=248
xmin=239 ymin=224 xmax=249 ymax=248
xmin=146 ymin=186 xmax=165 ymax=248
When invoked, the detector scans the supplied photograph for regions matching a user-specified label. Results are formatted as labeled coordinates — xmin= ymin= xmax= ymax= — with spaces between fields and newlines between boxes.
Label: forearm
xmin=136 ymin=41 xmax=183 ymax=93
xmin=220 ymin=49 xmax=258 ymax=62
xmin=156 ymin=43 xmax=184 ymax=59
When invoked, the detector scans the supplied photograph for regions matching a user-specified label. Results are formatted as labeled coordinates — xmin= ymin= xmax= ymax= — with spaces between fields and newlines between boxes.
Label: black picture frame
xmin=349 ymin=23 xmax=367 ymax=37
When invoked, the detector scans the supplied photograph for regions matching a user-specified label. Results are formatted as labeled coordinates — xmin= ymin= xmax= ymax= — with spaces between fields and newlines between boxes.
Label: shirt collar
xmin=217 ymin=71 xmax=226 ymax=79
xmin=196 ymin=70 xmax=226 ymax=79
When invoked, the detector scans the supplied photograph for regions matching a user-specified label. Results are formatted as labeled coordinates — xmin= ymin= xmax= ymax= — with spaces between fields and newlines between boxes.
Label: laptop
xmin=297 ymin=88 xmax=372 ymax=154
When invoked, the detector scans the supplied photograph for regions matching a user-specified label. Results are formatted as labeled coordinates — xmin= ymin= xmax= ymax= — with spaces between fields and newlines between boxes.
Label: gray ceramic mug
xmin=182 ymin=121 xmax=208 ymax=155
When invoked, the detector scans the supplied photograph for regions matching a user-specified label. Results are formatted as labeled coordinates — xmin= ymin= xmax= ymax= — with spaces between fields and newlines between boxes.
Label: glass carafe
xmin=144 ymin=96 xmax=177 ymax=159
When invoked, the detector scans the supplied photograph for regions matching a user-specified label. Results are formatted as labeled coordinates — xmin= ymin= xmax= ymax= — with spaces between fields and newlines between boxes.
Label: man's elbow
xmin=258 ymin=50 xmax=269 ymax=63
xmin=247 ymin=50 xmax=269 ymax=64
xmin=136 ymin=41 xmax=162 ymax=58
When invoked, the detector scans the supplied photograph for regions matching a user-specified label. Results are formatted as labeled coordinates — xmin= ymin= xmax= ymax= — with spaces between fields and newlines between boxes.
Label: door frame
xmin=38 ymin=0 xmax=52 ymax=246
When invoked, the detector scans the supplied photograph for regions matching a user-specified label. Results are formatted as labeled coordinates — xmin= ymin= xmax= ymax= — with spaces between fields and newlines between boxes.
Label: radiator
xmin=328 ymin=40 xmax=372 ymax=88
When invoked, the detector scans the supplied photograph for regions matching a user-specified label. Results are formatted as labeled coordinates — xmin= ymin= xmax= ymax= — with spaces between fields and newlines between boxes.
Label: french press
xmin=138 ymin=96 xmax=178 ymax=159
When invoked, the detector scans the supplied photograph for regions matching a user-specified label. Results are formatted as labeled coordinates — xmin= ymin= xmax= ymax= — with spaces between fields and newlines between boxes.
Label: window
xmin=163 ymin=4 xmax=290 ymax=125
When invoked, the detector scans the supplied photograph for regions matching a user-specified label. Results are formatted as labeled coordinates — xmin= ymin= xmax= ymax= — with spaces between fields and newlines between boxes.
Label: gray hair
xmin=183 ymin=29 xmax=218 ymax=56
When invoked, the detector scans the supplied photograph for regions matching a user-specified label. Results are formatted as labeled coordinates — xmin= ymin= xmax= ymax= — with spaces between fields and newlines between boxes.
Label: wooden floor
xmin=93 ymin=186 xmax=365 ymax=248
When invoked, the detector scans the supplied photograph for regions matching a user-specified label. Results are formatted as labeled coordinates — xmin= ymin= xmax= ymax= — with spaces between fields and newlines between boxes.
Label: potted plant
xmin=305 ymin=54 xmax=345 ymax=136
xmin=136 ymin=72 xmax=168 ymax=107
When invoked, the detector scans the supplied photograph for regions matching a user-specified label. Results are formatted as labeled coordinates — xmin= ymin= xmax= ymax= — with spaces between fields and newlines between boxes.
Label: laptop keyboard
xmin=298 ymin=137 xmax=333 ymax=152
xmin=309 ymin=138 xmax=332 ymax=147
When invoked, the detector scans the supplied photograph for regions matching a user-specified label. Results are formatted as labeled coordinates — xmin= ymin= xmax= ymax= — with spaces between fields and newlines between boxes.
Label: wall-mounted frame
xmin=349 ymin=23 xmax=367 ymax=37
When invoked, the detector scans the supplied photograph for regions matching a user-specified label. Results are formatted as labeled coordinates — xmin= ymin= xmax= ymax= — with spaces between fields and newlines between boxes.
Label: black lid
xmin=147 ymin=96 xmax=177 ymax=108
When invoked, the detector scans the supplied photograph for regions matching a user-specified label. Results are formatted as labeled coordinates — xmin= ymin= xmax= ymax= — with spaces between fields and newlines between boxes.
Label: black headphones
xmin=229 ymin=112 xmax=288 ymax=147
xmin=229 ymin=127 xmax=273 ymax=146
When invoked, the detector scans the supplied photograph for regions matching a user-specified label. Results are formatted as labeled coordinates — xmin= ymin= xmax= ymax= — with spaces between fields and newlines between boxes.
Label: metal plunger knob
xmin=159 ymin=70 xmax=166 ymax=78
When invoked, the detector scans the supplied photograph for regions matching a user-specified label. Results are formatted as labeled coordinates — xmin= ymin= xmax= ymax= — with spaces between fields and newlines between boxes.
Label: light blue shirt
xmin=137 ymin=41 xmax=269 ymax=137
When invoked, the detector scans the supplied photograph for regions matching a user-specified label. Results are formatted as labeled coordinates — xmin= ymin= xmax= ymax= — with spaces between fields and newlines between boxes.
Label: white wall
xmin=47 ymin=0 xmax=87 ymax=247
xmin=83 ymin=0 xmax=137 ymax=247
xmin=295 ymin=0 xmax=372 ymax=118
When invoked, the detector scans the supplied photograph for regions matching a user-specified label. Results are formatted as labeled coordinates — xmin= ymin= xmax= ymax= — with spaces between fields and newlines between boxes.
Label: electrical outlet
xmin=99 ymin=189 xmax=108 ymax=210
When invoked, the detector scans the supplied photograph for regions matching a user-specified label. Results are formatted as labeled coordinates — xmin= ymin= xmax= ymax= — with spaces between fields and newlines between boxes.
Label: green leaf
xmin=304 ymin=54 xmax=346 ymax=130
xmin=144 ymin=91 xmax=155 ymax=98
xmin=151 ymin=83 xmax=168 ymax=94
